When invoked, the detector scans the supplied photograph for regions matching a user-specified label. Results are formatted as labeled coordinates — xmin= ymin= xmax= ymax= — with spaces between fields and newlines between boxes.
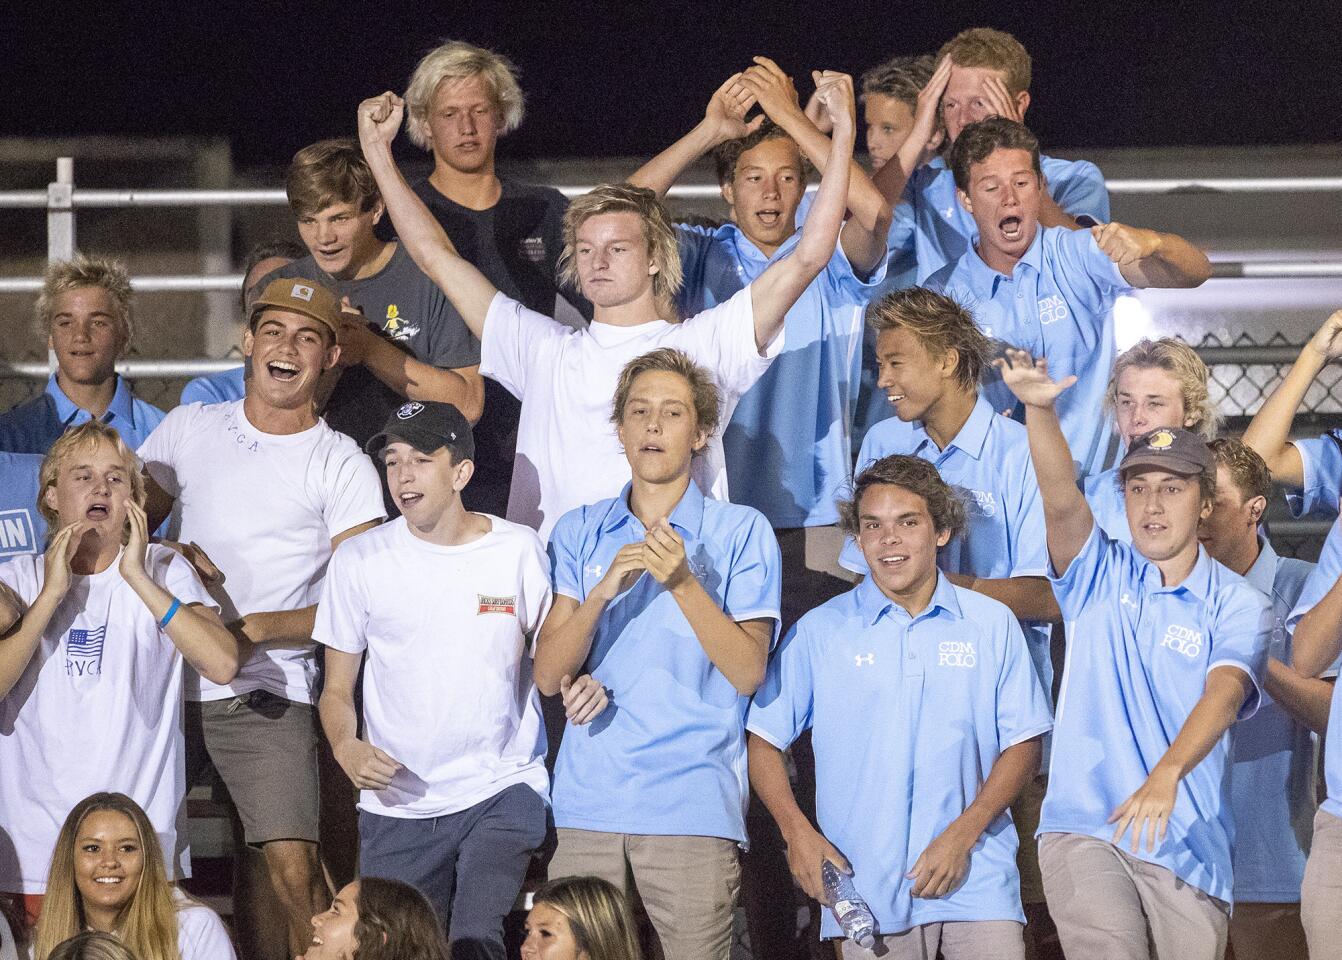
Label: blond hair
xmin=37 ymin=421 xmax=146 ymax=537
xmin=558 ymin=184 xmax=683 ymax=303
xmin=47 ymin=932 xmax=139 ymax=960
xmin=35 ymin=254 xmax=133 ymax=343
xmin=34 ymin=794 xmax=181 ymax=960
xmin=531 ymin=877 xmax=643 ymax=960
xmin=404 ymin=40 xmax=525 ymax=149
xmin=612 ymin=348 xmax=721 ymax=438
xmin=866 ymin=287 xmax=990 ymax=393
xmin=1107 ymin=338 xmax=1220 ymax=440
xmin=937 ymin=27 xmax=1032 ymax=96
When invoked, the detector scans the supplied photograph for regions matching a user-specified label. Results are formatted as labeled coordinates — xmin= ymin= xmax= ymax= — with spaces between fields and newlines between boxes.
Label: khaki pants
xmin=837 ymin=921 xmax=1025 ymax=960
xmin=1040 ymin=832 xmax=1229 ymax=960
xmin=1225 ymin=901 xmax=1307 ymax=960
xmin=549 ymin=828 xmax=740 ymax=960
xmin=1303 ymin=808 xmax=1342 ymax=960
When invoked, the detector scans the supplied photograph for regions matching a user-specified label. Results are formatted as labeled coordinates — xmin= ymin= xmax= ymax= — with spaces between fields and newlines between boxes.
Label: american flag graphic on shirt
xmin=67 ymin=626 xmax=106 ymax=658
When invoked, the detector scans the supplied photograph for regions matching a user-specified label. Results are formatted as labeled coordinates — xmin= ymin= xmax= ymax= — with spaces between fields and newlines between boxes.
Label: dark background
xmin=3 ymin=0 xmax=1339 ymax=167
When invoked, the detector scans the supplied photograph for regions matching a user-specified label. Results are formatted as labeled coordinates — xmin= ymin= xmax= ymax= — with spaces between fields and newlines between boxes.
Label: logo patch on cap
xmin=290 ymin=283 xmax=314 ymax=302
xmin=1148 ymin=430 xmax=1175 ymax=449
xmin=396 ymin=401 xmax=425 ymax=420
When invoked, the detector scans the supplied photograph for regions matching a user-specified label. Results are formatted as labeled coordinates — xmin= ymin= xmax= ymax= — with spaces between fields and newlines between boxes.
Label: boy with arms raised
xmin=538 ymin=349 xmax=782 ymax=960
xmin=138 ymin=280 xmax=386 ymax=957
xmin=1197 ymin=438 xmax=1328 ymax=960
xmin=999 ymin=349 xmax=1269 ymax=960
xmin=316 ymin=400 xmax=606 ymax=958
xmin=933 ymin=118 xmax=1210 ymax=477
xmin=0 ymin=422 xmax=237 ymax=913
xmin=749 ymin=455 xmax=1051 ymax=958
xmin=357 ymin=77 xmax=855 ymax=540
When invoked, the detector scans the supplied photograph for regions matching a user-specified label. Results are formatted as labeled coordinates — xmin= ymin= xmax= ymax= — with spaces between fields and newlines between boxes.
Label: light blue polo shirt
xmin=839 ymin=395 xmax=1054 ymax=690
xmin=1083 ymin=466 xmax=1131 ymax=544
xmin=1042 ymin=524 xmax=1271 ymax=903
xmin=0 ymin=452 xmax=46 ymax=559
xmin=1286 ymin=430 xmax=1342 ymax=519
xmin=180 ymin=367 xmax=245 ymax=406
xmin=675 ymin=222 xmax=886 ymax=528
xmin=748 ymin=574 xmax=1052 ymax=937
xmin=928 ymin=226 xmax=1130 ymax=478
xmin=1231 ymin=538 xmax=1315 ymax=902
xmin=547 ymin=479 xmax=781 ymax=842
xmin=900 ymin=154 xmax=1110 ymax=284
xmin=796 ymin=193 xmax=919 ymax=451
xmin=0 ymin=375 xmax=166 ymax=455
xmin=1286 ymin=516 xmax=1342 ymax=822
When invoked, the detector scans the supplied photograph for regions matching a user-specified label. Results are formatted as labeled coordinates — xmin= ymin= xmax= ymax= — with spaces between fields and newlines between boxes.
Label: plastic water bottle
xmin=821 ymin=859 xmax=876 ymax=949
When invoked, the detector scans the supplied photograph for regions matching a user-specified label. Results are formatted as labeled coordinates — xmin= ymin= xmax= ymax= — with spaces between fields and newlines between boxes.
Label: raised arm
xmin=996 ymin=350 xmax=1093 ymax=573
xmin=1092 ymin=222 xmax=1211 ymax=289
xmin=1109 ymin=665 xmax=1252 ymax=854
xmin=1293 ymin=555 xmax=1342 ymax=678
xmin=746 ymin=74 xmax=854 ymax=350
xmin=871 ymin=56 xmax=949 ymax=210
xmin=628 ymin=74 xmax=761 ymax=198
xmin=738 ymin=59 xmax=891 ymax=274
xmin=357 ymin=93 xmax=498 ymax=339
xmin=1242 ymin=310 xmax=1342 ymax=488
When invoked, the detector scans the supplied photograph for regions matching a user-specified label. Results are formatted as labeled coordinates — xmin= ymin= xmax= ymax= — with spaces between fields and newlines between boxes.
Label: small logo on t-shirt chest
xmin=1159 ymin=624 xmax=1203 ymax=659
xmin=66 ymin=625 xmax=106 ymax=677
xmin=478 ymin=594 xmax=517 ymax=616
xmin=224 ymin=417 xmax=262 ymax=453
xmin=381 ymin=304 xmax=420 ymax=342
xmin=519 ymin=237 xmax=547 ymax=263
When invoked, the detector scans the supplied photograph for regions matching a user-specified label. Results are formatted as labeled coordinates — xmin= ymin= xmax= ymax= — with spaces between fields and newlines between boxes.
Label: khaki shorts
xmin=838 ymin=921 xmax=1024 ymax=960
xmin=549 ymin=828 xmax=740 ymax=960
xmin=1303 ymin=808 xmax=1342 ymax=960
xmin=186 ymin=690 xmax=321 ymax=845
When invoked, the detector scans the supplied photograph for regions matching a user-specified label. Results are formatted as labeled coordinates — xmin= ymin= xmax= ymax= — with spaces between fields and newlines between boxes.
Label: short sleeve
xmin=746 ymin=620 xmax=815 ymax=750
xmin=479 ymin=291 xmax=568 ymax=400
xmin=1060 ymin=227 xmax=1127 ymax=295
xmin=518 ymin=530 xmax=555 ymax=650
xmin=1048 ymin=523 xmax=1113 ymax=621
xmin=546 ymin=508 xmax=587 ymax=602
xmin=994 ymin=614 xmax=1054 ymax=746
xmin=153 ymin=546 xmax=219 ymax=612
xmin=722 ymin=511 xmax=783 ymax=636
xmin=1050 ymin=160 xmax=1111 ymax=223
xmin=179 ymin=370 xmax=243 ymax=407
xmin=421 ymin=295 xmax=482 ymax=370
xmin=0 ymin=556 xmax=37 ymax=603
xmin=675 ymin=286 xmax=778 ymax=400
xmin=1287 ymin=522 xmax=1342 ymax=630
xmin=137 ymin=404 xmax=194 ymax=498
xmin=1287 ymin=432 xmax=1342 ymax=519
xmin=1208 ymin=583 xmax=1272 ymax=720
xmin=322 ymin=449 xmax=387 ymax=536
xmin=826 ymin=229 xmax=888 ymax=296
xmin=313 ymin=540 xmax=370 ymax=655
xmin=177 ymin=903 xmax=238 ymax=960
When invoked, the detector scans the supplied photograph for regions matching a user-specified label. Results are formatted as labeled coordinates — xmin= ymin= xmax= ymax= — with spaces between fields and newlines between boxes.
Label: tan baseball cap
xmin=247 ymin=278 xmax=341 ymax=337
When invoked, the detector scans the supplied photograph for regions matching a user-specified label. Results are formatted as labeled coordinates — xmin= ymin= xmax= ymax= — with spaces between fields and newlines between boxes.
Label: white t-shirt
xmin=480 ymin=287 xmax=778 ymax=540
xmin=138 ymin=401 xmax=385 ymax=703
xmin=313 ymin=515 xmax=553 ymax=818
xmin=176 ymin=891 xmax=237 ymax=960
xmin=0 ymin=545 xmax=216 ymax=893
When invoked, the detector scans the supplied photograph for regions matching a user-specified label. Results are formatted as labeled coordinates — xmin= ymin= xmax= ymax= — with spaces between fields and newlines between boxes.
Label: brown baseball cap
xmin=247 ymin=278 xmax=341 ymax=337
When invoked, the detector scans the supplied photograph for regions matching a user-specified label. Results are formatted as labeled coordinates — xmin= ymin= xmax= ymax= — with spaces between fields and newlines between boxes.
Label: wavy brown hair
xmin=353 ymin=878 xmax=449 ymax=960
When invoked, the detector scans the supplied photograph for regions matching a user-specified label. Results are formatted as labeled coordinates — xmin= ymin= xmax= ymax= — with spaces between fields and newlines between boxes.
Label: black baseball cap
xmin=1119 ymin=427 xmax=1213 ymax=478
xmin=365 ymin=401 xmax=474 ymax=461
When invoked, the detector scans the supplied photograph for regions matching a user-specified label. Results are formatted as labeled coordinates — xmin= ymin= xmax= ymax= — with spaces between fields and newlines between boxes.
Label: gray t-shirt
xmin=263 ymin=242 xmax=480 ymax=452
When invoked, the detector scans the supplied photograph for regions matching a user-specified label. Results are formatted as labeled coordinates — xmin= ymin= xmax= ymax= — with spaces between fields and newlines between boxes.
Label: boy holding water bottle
xmin=747 ymin=455 xmax=1051 ymax=958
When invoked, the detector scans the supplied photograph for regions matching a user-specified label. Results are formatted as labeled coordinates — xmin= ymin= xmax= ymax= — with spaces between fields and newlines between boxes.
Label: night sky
xmin=4 ymin=1 xmax=1340 ymax=168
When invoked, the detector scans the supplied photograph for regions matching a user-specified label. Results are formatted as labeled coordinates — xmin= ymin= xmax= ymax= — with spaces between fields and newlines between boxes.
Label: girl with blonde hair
xmin=34 ymin=794 xmax=234 ymax=960
xmin=521 ymin=876 xmax=642 ymax=960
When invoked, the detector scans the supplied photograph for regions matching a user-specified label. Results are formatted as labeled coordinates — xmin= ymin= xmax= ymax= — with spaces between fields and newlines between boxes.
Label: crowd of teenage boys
xmin=1 ymin=25 xmax=1341 ymax=960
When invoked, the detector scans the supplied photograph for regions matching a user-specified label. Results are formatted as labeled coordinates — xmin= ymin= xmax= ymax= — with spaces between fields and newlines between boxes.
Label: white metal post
xmin=46 ymin=157 xmax=75 ymax=372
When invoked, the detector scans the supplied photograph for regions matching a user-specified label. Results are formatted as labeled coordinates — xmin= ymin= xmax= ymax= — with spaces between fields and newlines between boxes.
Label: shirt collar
xmin=856 ymin=570 xmax=962 ymax=627
xmin=723 ymin=221 xmax=800 ymax=266
xmin=913 ymin=393 xmax=996 ymax=460
xmin=1140 ymin=543 xmax=1216 ymax=603
xmin=1242 ymin=535 xmax=1279 ymax=597
xmin=45 ymin=374 xmax=135 ymax=427
xmin=964 ymin=226 xmax=1046 ymax=294
xmin=602 ymin=479 xmax=706 ymax=538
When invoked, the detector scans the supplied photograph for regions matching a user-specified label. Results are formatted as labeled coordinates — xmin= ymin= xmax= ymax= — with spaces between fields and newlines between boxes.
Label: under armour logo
xmin=854 ymin=653 xmax=875 ymax=667
xmin=1120 ymin=593 xmax=1139 ymax=610
xmin=584 ymin=563 xmax=605 ymax=579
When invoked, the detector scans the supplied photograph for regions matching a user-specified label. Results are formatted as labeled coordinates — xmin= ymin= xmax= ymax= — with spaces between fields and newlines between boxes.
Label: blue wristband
xmin=159 ymin=597 xmax=182 ymax=630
